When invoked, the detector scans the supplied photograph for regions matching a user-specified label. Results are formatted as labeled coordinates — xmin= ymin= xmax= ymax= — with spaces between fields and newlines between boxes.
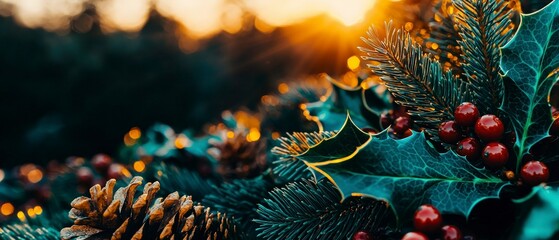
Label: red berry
xmin=380 ymin=112 xmax=393 ymax=129
xmin=439 ymin=121 xmax=462 ymax=144
xmin=352 ymin=231 xmax=371 ymax=240
xmin=107 ymin=164 xmax=126 ymax=180
xmin=475 ymin=115 xmax=504 ymax=142
xmin=400 ymin=129 xmax=413 ymax=139
xmin=454 ymin=102 xmax=480 ymax=127
xmin=441 ymin=225 xmax=462 ymax=240
xmin=393 ymin=116 xmax=411 ymax=134
xmin=76 ymin=167 xmax=94 ymax=186
xmin=456 ymin=137 xmax=480 ymax=161
xmin=550 ymin=117 xmax=559 ymax=136
xmin=402 ymin=232 xmax=429 ymax=240
xmin=361 ymin=128 xmax=378 ymax=134
xmin=521 ymin=161 xmax=549 ymax=186
xmin=414 ymin=204 xmax=442 ymax=233
xmin=92 ymin=154 xmax=112 ymax=173
xmin=482 ymin=143 xmax=509 ymax=168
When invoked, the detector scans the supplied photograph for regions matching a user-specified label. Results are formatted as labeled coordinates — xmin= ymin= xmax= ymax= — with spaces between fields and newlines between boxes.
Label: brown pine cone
xmin=208 ymin=131 xmax=266 ymax=180
xmin=60 ymin=176 xmax=237 ymax=240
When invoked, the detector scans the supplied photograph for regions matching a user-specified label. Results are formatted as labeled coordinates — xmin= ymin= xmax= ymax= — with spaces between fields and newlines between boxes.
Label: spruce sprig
xmin=271 ymin=131 xmax=336 ymax=182
xmin=0 ymin=224 xmax=60 ymax=240
xmin=360 ymin=22 xmax=471 ymax=138
xmin=426 ymin=0 xmax=463 ymax=73
xmin=203 ymin=173 xmax=276 ymax=238
xmin=255 ymin=179 xmax=391 ymax=240
xmin=453 ymin=0 xmax=513 ymax=114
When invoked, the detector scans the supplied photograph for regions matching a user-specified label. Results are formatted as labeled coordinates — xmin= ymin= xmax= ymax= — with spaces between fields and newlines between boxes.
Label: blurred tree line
xmin=0 ymin=9 xmax=310 ymax=168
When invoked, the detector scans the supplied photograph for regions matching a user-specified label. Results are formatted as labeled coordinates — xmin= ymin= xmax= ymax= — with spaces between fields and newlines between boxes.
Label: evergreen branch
xmin=255 ymin=179 xmax=391 ymax=240
xmin=360 ymin=22 xmax=471 ymax=137
xmin=271 ymin=131 xmax=336 ymax=182
xmin=0 ymin=224 xmax=59 ymax=240
xmin=203 ymin=174 xmax=276 ymax=238
xmin=454 ymin=0 xmax=513 ymax=114
xmin=426 ymin=0 xmax=463 ymax=73
xmin=154 ymin=163 xmax=216 ymax=200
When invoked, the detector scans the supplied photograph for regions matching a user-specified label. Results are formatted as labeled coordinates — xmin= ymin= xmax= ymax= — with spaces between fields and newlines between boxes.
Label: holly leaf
xmin=510 ymin=186 xmax=559 ymax=240
xmin=306 ymin=74 xmax=388 ymax=131
xmin=300 ymin=116 xmax=509 ymax=223
xmin=500 ymin=0 xmax=559 ymax=173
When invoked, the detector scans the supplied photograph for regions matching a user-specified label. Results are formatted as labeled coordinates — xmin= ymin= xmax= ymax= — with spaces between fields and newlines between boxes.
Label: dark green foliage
xmin=271 ymin=131 xmax=336 ymax=182
xmin=360 ymin=22 xmax=471 ymax=138
xmin=425 ymin=0 xmax=463 ymax=73
xmin=510 ymin=186 xmax=559 ymax=240
xmin=255 ymin=179 xmax=391 ymax=240
xmin=0 ymin=224 xmax=59 ymax=240
xmin=48 ymin=171 xmax=87 ymax=227
xmin=301 ymin=116 xmax=509 ymax=223
xmin=306 ymin=76 xmax=383 ymax=131
xmin=0 ymin=183 xmax=24 ymax=205
xmin=454 ymin=0 xmax=513 ymax=114
xmin=500 ymin=0 xmax=559 ymax=173
xmin=260 ymin=80 xmax=327 ymax=134
xmin=203 ymin=173 xmax=276 ymax=237
xmin=521 ymin=0 xmax=554 ymax=13
xmin=154 ymin=163 xmax=216 ymax=200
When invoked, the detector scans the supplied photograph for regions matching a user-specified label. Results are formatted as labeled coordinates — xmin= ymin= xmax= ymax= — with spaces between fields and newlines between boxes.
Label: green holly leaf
xmin=510 ymin=186 xmax=559 ymax=240
xmin=300 ymin=116 xmax=509 ymax=223
xmin=306 ymin=74 xmax=389 ymax=131
xmin=500 ymin=0 xmax=559 ymax=173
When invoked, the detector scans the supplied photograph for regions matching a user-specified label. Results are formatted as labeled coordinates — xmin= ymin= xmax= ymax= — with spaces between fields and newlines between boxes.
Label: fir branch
xmin=360 ymin=22 xmax=471 ymax=138
xmin=453 ymin=0 xmax=513 ymax=114
xmin=426 ymin=0 xmax=463 ymax=73
xmin=255 ymin=179 xmax=391 ymax=240
xmin=203 ymin=174 xmax=276 ymax=237
xmin=271 ymin=131 xmax=336 ymax=182
xmin=154 ymin=163 xmax=216 ymax=200
xmin=0 ymin=224 xmax=59 ymax=240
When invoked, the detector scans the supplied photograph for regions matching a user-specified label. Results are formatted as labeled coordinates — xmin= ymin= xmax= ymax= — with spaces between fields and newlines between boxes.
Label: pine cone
xmin=208 ymin=131 xmax=266 ymax=180
xmin=60 ymin=176 xmax=237 ymax=240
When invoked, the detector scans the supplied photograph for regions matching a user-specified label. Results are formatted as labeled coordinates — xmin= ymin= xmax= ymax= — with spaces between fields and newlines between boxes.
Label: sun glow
xmin=0 ymin=0 xmax=379 ymax=38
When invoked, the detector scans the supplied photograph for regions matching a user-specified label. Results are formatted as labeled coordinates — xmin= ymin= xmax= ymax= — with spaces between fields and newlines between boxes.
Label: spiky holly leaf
xmin=306 ymin=75 xmax=388 ymax=131
xmin=510 ymin=186 xmax=559 ymax=240
xmin=300 ymin=116 xmax=509 ymax=223
xmin=500 ymin=0 xmax=559 ymax=173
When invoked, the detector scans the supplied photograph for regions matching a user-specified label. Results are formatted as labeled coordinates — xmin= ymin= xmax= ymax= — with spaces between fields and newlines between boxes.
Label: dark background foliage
xmin=0 ymin=10 xmax=357 ymax=167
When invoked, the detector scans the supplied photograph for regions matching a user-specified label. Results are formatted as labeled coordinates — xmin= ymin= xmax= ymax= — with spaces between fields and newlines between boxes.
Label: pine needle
xmin=360 ymin=21 xmax=471 ymax=138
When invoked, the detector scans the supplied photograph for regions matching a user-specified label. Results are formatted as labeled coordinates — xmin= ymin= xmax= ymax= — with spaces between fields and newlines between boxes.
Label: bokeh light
xmin=96 ymin=0 xmax=151 ymax=32
xmin=174 ymin=134 xmax=191 ymax=149
xmin=0 ymin=203 xmax=14 ymax=216
xmin=0 ymin=0 xmax=379 ymax=39
xmin=347 ymin=55 xmax=361 ymax=71
xmin=246 ymin=128 xmax=261 ymax=142
xmin=133 ymin=160 xmax=146 ymax=172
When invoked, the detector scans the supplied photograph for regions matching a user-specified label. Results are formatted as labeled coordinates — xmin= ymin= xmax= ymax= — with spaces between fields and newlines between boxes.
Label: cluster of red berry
xmin=76 ymin=154 xmax=127 ymax=188
xmin=438 ymin=102 xmax=550 ymax=186
xmin=438 ymin=102 xmax=507 ymax=166
xmin=380 ymin=106 xmax=412 ymax=139
xmin=402 ymin=205 xmax=461 ymax=240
